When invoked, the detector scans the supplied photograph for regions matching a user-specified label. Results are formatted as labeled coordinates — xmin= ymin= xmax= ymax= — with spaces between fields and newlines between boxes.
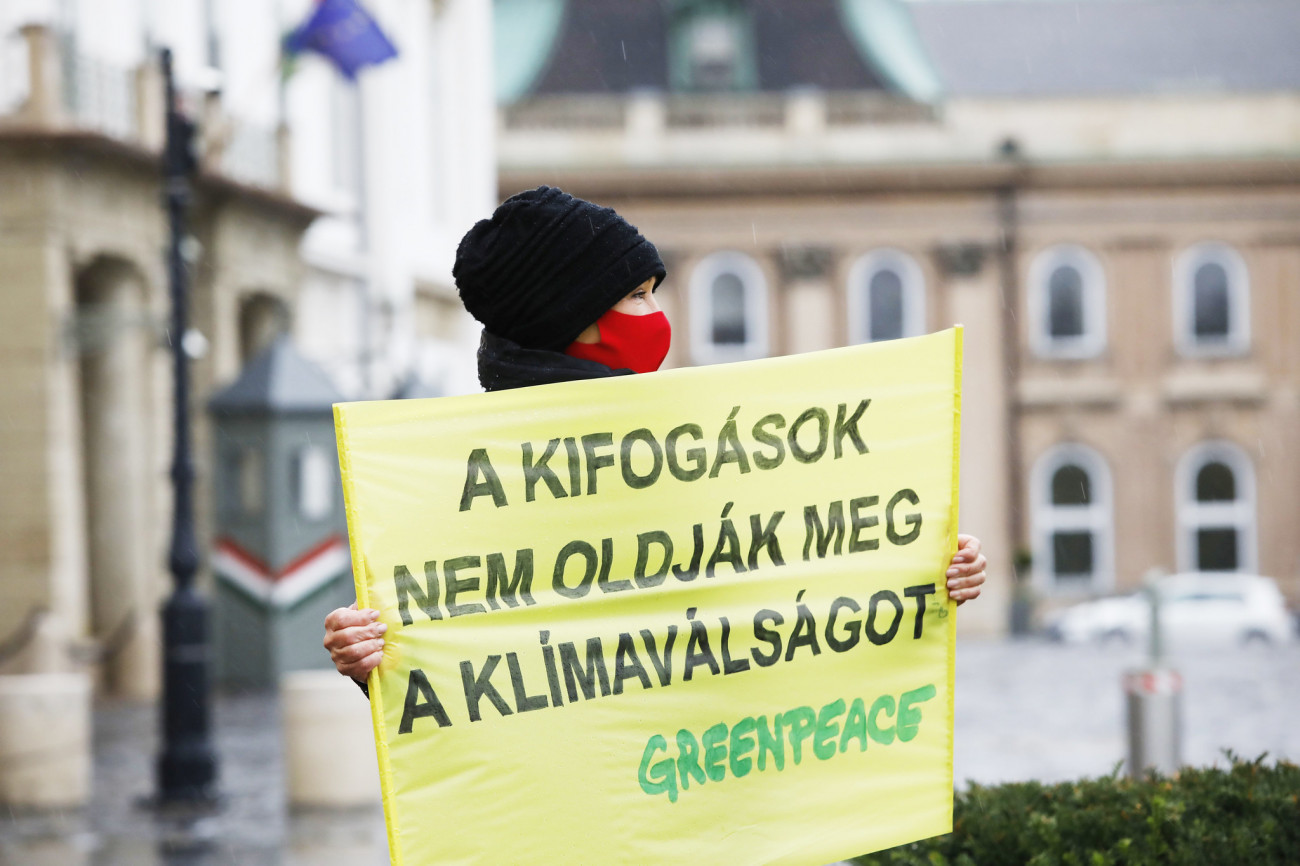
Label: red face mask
xmin=564 ymin=309 xmax=671 ymax=374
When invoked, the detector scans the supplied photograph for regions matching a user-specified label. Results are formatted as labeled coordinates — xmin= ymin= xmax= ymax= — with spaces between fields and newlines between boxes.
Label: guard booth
xmin=208 ymin=336 xmax=353 ymax=688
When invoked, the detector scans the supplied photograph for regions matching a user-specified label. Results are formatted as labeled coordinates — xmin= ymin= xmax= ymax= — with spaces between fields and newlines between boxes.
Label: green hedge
xmin=853 ymin=757 xmax=1300 ymax=866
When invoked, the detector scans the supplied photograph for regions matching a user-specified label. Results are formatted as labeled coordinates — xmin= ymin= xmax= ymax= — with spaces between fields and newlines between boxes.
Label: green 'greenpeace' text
xmin=637 ymin=683 xmax=937 ymax=803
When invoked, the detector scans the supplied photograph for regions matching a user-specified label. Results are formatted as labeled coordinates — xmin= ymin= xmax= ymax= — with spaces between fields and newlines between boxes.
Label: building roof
xmin=909 ymin=0 xmax=1300 ymax=97
xmin=502 ymin=0 xmax=936 ymax=99
xmin=208 ymin=336 xmax=344 ymax=415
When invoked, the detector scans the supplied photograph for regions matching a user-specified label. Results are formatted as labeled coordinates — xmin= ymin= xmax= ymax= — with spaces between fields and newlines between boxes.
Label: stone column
xmin=625 ymin=90 xmax=665 ymax=145
xmin=0 ymin=673 xmax=92 ymax=809
xmin=784 ymin=88 xmax=827 ymax=138
xmin=936 ymin=242 xmax=1013 ymax=636
xmin=76 ymin=260 xmax=160 ymax=697
xmin=281 ymin=671 xmax=380 ymax=808
xmin=779 ymin=245 xmax=835 ymax=356
xmin=19 ymin=24 xmax=64 ymax=128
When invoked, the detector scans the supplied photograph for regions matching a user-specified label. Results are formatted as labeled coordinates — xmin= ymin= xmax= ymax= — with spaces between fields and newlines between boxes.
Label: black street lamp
xmin=156 ymin=47 xmax=218 ymax=804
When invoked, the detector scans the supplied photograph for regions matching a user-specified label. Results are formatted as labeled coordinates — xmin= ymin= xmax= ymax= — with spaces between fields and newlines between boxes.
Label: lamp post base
xmin=157 ymin=587 xmax=218 ymax=804
xmin=157 ymin=750 xmax=219 ymax=805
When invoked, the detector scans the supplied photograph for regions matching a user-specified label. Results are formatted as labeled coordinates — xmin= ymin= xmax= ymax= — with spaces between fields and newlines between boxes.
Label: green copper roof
xmin=493 ymin=0 xmax=943 ymax=102
xmin=838 ymin=0 xmax=945 ymax=103
xmin=494 ymin=0 xmax=567 ymax=103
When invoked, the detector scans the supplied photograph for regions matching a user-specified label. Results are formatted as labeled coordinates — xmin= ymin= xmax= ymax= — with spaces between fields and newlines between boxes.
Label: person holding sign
xmin=323 ymin=186 xmax=986 ymax=685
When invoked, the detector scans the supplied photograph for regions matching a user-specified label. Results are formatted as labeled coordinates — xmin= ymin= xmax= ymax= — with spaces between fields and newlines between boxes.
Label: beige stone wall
xmin=538 ymin=173 xmax=1300 ymax=628
xmin=1012 ymin=188 xmax=1300 ymax=605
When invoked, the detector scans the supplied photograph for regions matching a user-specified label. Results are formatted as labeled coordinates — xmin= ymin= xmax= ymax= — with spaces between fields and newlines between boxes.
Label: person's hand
xmin=324 ymin=602 xmax=386 ymax=682
xmin=947 ymin=534 xmax=986 ymax=606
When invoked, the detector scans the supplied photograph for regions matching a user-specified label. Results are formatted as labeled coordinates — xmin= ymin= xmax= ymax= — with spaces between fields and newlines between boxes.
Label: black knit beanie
xmin=453 ymin=186 xmax=666 ymax=352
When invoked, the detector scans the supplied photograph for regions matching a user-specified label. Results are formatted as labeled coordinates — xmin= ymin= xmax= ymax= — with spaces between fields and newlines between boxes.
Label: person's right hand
xmin=324 ymin=602 xmax=386 ymax=682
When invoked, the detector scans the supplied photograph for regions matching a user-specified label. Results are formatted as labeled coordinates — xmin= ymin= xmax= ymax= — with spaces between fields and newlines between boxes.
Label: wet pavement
xmin=1 ymin=637 xmax=1296 ymax=864
xmin=953 ymin=637 xmax=1300 ymax=787
xmin=0 ymin=691 xmax=387 ymax=866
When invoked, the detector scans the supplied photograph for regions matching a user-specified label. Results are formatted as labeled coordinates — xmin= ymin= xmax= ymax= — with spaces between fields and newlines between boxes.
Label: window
xmin=219 ymin=446 xmax=264 ymax=518
xmin=1029 ymin=245 xmax=1106 ymax=358
xmin=669 ymin=1 xmax=756 ymax=92
xmin=1176 ymin=442 xmax=1256 ymax=573
xmin=711 ymin=272 xmax=747 ymax=344
xmin=238 ymin=449 xmax=264 ymax=515
xmin=292 ymin=446 xmax=334 ymax=521
xmin=689 ymin=251 xmax=769 ymax=364
xmin=1174 ymin=243 xmax=1250 ymax=356
xmin=329 ymin=75 xmax=362 ymax=202
xmin=1047 ymin=265 xmax=1084 ymax=339
xmin=847 ymin=250 xmax=925 ymax=343
xmin=1031 ymin=444 xmax=1113 ymax=593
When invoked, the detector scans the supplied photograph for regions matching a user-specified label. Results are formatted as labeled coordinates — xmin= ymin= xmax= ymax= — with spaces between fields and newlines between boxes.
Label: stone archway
xmin=73 ymin=255 xmax=159 ymax=697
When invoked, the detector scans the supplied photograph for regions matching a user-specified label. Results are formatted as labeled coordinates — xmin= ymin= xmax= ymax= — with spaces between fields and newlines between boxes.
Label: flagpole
xmin=354 ymin=74 xmax=374 ymax=398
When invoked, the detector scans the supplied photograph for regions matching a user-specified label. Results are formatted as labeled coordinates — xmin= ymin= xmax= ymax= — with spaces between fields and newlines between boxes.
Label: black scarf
xmin=477 ymin=330 xmax=633 ymax=392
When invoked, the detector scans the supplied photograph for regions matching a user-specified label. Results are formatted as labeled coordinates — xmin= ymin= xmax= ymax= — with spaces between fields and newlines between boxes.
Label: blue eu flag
xmin=283 ymin=0 xmax=398 ymax=80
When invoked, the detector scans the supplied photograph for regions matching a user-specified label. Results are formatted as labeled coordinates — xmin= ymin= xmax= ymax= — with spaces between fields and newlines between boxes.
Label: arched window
xmin=1174 ymin=243 xmax=1250 ymax=356
xmin=238 ymin=292 xmax=291 ymax=364
xmin=1031 ymin=444 xmax=1114 ymax=593
xmin=689 ymin=251 xmax=769 ymax=364
xmin=1176 ymin=442 xmax=1256 ymax=572
xmin=1029 ymin=245 xmax=1106 ymax=359
xmin=847 ymin=250 xmax=925 ymax=344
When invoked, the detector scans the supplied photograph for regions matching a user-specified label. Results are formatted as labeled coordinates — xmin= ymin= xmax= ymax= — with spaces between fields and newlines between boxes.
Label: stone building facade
xmin=495 ymin=0 xmax=1300 ymax=633
xmin=0 ymin=25 xmax=315 ymax=695
xmin=0 ymin=0 xmax=493 ymax=695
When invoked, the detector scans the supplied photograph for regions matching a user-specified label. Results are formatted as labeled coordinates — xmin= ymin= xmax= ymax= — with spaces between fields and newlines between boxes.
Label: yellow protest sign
xmin=335 ymin=328 xmax=963 ymax=865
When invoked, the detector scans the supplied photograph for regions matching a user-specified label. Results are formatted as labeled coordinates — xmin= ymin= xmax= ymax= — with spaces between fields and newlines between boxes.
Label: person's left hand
xmin=947 ymin=534 xmax=986 ymax=606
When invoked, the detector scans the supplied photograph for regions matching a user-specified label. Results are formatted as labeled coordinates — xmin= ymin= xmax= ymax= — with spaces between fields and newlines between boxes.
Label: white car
xmin=1045 ymin=573 xmax=1295 ymax=649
